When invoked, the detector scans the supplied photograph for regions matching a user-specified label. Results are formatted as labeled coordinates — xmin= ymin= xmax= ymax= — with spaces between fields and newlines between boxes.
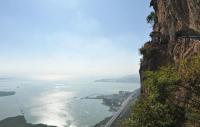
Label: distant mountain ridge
xmin=0 ymin=91 xmax=15 ymax=97
xmin=95 ymin=74 xmax=139 ymax=83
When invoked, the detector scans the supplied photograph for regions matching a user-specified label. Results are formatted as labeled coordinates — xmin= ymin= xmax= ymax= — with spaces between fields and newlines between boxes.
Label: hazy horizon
xmin=0 ymin=0 xmax=152 ymax=81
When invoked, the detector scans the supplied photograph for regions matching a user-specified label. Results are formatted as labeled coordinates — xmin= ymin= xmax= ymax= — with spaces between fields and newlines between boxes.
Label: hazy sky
xmin=0 ymin=0 xmax=152 ymax=80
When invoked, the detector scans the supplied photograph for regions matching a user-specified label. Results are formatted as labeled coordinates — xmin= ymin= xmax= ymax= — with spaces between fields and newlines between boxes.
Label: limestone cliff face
xmin=140 ymin=0 xmax=200 ymax=94
xmin=152 ymin=0 xmax=200 ymax=41
xmin=140 ymin=0 xmax=200 ymax=126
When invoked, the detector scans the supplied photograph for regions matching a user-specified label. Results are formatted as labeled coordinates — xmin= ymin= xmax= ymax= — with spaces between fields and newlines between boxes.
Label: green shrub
xmin=121 ymin=65 xmax=184 ymax=127
xmin=146 ymin=11 xmax=156 ymax=24
xmin=126 ymin=99 xmax=183 ymax=127
xmin=178 ymin=54 xmax=200 ymax=111
xmin=139 ymin=44 xmax=159 ymax=58
xmin=144 ymin=65 xmax=179 ymax=103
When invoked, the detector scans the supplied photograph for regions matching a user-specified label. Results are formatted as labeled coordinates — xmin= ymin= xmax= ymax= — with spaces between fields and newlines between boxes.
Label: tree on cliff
xmin=146 ymin=11 xmax=156 ymax=25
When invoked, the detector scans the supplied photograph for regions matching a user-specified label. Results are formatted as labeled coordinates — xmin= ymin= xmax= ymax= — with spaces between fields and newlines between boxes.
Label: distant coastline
xmin=93 ymin=88 xmax=140 ymax=127
xmin=83 ymin=91 xmax=133 ymax=112
xmin=94 ymin=74 xmax=140 ymax=83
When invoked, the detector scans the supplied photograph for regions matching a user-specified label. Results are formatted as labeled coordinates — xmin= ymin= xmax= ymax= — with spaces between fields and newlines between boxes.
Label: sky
xmin=0 ymin=0 xmax=152 ymax=81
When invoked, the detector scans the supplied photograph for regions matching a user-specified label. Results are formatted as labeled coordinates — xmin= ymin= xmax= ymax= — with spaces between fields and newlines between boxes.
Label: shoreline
xmin=93 ymin=88 xmax=140 ymax=127
xmin=83 ymin=91 xmax=133 ymax=112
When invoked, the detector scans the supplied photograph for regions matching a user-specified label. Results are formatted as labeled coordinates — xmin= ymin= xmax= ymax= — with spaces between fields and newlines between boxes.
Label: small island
xmin=0 ymin=91 xmax=15 ymax=97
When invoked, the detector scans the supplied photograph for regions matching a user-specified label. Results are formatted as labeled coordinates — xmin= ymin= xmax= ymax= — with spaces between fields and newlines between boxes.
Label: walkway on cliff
xmin=177 ymin=35 xmax=200 ymax=41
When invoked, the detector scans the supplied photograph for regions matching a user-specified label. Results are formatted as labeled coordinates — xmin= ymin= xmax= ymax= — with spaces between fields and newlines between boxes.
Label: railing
xmin=177 ymin=35 xmax=200 ymax=41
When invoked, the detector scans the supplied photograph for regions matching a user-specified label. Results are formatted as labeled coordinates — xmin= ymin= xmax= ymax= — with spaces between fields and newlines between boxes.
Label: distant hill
xmin=95 ymin=74 xmax=140 ymax=83
xmin=0 ymin=91 xmax=15 ymax=97
xmin=0 ymin=77 xmax=11 ymax=81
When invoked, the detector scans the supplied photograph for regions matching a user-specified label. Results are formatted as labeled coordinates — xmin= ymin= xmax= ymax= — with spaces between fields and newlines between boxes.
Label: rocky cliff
xmin=151 ymin=0 xmax=200 ymax=41
xmin=140 ymin=0 xmax=200 ymax=126
xmin=140 ymin=0 xmax=200 ymax=96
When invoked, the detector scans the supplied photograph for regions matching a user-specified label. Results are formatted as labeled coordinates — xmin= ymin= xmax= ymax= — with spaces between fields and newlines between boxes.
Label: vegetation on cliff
xmin=121 ymin=65 xmax=184 ymax=127
xmin=121 ymin=53 xmax=200 ymax=127
xmin=146 ymin=11 xmax=156 ymax=25
xmin=177 ymin=54 xmax=200 ymax=122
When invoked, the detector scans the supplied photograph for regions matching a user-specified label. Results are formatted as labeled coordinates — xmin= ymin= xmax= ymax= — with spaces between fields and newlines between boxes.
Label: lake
xmin=0 ymin=79 xmax=139 ymax=127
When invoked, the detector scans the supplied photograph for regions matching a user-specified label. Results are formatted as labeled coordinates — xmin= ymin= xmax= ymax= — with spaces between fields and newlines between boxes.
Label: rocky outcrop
xmin=140 ymin=0 xmax=200 ymax=126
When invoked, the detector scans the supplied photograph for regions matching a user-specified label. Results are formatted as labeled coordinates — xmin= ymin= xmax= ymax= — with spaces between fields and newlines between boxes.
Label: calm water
xmin=0 ymin=79 xmax=139 ymax=127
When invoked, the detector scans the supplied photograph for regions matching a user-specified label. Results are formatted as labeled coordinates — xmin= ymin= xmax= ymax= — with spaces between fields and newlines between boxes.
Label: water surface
xmin=0 ymin=79 xmax=139 ymax=127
